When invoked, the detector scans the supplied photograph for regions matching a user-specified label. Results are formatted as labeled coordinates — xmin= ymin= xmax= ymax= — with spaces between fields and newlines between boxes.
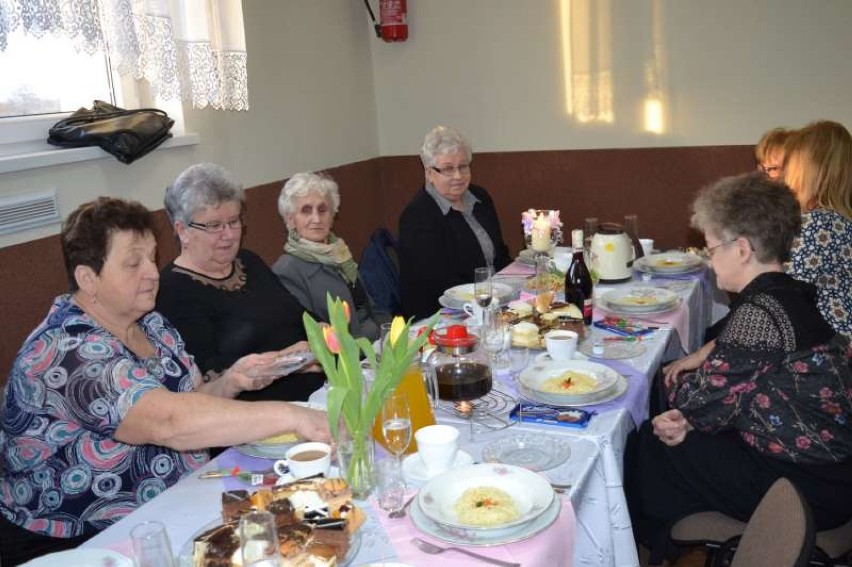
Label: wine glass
xmin=382 ymin=392 xmax=412 ymax=467
xmin=482 ymin=307 xmax=511 ymax=370
xmin=474 ymin=266 xmax=494 ymax=330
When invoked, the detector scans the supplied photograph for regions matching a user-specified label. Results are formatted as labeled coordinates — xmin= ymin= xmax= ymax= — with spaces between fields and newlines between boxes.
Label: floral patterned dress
xmin=670 ymin=272 xmax=852 ymax=464
xmin=0 ymin=296 xmax=209 ymax=538
xmin=786 ymin=208 xmax=852 ymax=340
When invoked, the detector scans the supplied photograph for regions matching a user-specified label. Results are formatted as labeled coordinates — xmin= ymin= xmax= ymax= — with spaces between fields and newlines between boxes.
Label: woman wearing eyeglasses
xmin=399 ymin=125 xmax=511 ymax=319
xmin=754 ymin=126 xmax=792 ymax=179
xmin=156 ymin=163 xmax=325 ymax=402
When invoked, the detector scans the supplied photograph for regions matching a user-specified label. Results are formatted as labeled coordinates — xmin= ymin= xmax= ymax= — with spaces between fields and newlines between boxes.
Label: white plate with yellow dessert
xmin=634 ymin=252 xmax=704 ymax=274
xmin=600 ymin=287 xmax=679 ymax=314
xmin=518 ymin=360 xmax=620 ymax=405
xmin=417 ymin=463 xmax=554 ymax=532
xmin=235 ymin=402 xmax=325 ymax=458
xmin=441 ymin=282 xmax=515 ymax=310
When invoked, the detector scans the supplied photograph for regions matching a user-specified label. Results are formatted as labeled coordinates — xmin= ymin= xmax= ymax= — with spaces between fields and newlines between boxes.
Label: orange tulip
xmin=342 ymin=301 xmax=352 ymax=324
xmin=322 ymin=325 xmax=340 ymax=354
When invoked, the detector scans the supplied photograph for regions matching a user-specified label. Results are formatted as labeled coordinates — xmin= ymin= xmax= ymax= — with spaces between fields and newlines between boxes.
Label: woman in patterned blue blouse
xmin=0 ymin=198 xmax=329 ymax=565
xmin=784 ymin=120 xmax=852 ymax=340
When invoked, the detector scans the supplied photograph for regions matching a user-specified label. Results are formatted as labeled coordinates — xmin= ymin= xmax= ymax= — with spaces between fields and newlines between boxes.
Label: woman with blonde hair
xmin=784 ymin=120 xmax=852 ymax=339
xmin=754 ymin=127 xmax=792 ymax=179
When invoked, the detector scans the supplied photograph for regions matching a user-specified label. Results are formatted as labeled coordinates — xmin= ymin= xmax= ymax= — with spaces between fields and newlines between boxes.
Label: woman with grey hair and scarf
xmin=273 ymin=171 xmax=387 ymax=340
xmin=156 ymin=163 xmax=325 ymax=402
xmin=399 ymin=125 xmax=510 ymax=319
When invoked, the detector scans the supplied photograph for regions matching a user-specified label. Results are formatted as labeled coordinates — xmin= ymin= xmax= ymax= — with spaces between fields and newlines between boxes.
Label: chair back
xmin=359 ymin=228 xmax=402 ymax=314
xmin=721 ymin=478 xmax=815 ymax=567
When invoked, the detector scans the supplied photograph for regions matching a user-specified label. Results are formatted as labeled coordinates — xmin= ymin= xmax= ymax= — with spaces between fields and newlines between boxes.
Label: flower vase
xmin=336 ymin=421 xmax=376 ymax=500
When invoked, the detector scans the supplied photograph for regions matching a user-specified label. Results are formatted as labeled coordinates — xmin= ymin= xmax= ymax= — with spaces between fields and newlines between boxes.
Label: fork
xmin=410 ymin=537 xmax=521 ymax=567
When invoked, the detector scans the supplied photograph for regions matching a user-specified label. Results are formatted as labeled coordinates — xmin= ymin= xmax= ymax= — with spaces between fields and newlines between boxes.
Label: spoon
xmin=411 ymin=537 xmax=520 ymax=567
xmin=388 ymin=492 xmax=418 ymax=518
xmin=550 ymin=482 xmax=571 ymax=494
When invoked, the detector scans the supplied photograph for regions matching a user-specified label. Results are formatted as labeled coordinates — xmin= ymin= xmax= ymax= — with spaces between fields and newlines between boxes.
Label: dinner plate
xmin=600 ymin=287 xmax=679 ymax=313
xmin=234 ymin=402 xmax=325 ymax=459
xmin=410 ymin=489 xmax=561 ymax=547
xmin=402 ymin=449 xmax=474 ymax=483
xmin=578 ymin=340 xmax=646 ymax=360
xmin=596 ymin=296 xmax=681 ymax=316
xmin=481 ymin=433 xmax=571 ymax=472
xmin=21 ymin=549 xmax=132 ymax=567
xmin=518 ymin=359 xmax=619 ymax=404
xmin=518 ymin=373 xmax=628 ymax=408
xmin=417 ymin=463 xmax=554 ymax=531
xmin=634 ymin=252 xmax=704 ymax=274
xmin=441 ymin=282 xmax=515 ymax=310
xmin=178 ymin=517 xmax=362 ymax=567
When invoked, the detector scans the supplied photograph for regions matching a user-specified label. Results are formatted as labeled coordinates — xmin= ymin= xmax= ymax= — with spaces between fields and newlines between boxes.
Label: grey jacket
xmin=272 ymin=254 xmax=384 ymax=341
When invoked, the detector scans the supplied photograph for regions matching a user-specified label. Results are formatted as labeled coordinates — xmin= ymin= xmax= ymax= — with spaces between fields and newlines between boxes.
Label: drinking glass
xmin=473 ymin=266 xmax=494 ymax=308
xmin=376 ymin=458 xmax=406 ymax=512
xmin=131 ymin=521 xmax=175 ymax=567
xmin=239 ymin=510 xmax=280 ymax=567
xmin=482 ymin=309 xmax=510 ymax=370
xmin=382 ymin=392 xmax=412 ymax=467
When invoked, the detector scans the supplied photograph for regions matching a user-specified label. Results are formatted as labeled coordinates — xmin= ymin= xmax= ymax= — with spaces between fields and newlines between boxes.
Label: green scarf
xmin=285 ymin=231 xmax=359 ymax=285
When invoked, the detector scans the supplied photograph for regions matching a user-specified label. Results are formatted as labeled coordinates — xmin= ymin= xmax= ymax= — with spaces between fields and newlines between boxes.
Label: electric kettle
xmin=589 ymin=223 xmax=645 ymax=283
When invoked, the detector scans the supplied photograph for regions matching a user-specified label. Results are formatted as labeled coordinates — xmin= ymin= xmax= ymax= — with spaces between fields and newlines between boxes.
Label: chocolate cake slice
xmin=221 ymin=490 xmax=252 ymax=523
xmin=193 ymin=521 xmax=239 ymax=567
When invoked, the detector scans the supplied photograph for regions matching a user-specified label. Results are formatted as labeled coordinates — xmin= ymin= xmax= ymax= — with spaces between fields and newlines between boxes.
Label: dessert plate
xmin=600 ymin=287 xmax=678 ymax=313
xmin=482 ymin=433 xmax=571 ymax=472
xmin=441 ymin=282 xmax=515 ymax=310
xmin=518 ymin=360 xmax=619 ymax=404
xmin=402 ymin=450 xmax=474 ymax=483
xmin=518 ymin=373 xmax=628 ymax=408
xmin=21 ymin=549 xmax=132 ymax=567
xmin=578 ymin=340 xmax=646 ymax=360
xmin=634 ymin=252 xmax=704 ymax=274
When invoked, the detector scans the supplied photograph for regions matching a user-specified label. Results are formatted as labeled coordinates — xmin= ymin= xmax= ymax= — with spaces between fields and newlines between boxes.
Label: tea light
xmin=455 ymin=401 xmax=474 ymax=417
xmin=531 ymin=213 xmax=551 ymax=252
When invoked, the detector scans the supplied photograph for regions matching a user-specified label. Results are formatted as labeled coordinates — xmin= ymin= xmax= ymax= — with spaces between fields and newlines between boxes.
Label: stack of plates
xmin=599 ymin=287 xmax=679 ymax=315
xmin=634 ymin=252 xmax=705 ymax=275
xmin=438 ymin=282 xmax=515 ymax=310
xmin=411 ymin=464 xmax=560 ymax=546
xmin=517 ymin=359 xmax=624 ymax=406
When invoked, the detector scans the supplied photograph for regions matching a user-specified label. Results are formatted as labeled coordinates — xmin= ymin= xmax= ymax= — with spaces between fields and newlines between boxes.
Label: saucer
xmin=402 ymin=450 xmax=474 ymax=483
xmin=534 ymin=351 xmax=588 ymax=364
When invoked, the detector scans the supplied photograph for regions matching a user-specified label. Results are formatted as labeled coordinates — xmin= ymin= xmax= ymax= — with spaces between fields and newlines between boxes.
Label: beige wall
xmin=370 ymin=0 xmax=852 ymax=154
xmin=0 ymin=1 xmax=378 ymax=248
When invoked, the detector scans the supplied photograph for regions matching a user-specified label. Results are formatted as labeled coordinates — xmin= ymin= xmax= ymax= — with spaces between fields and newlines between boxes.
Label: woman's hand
xmin=279 ymin=341 xmax=322 ymax=373
xmin=288 ymin=404 xmax=332 ymax=443
xmin=218 ymin=352 xmax=281 ymax=396
xmin=663 ymin=339 xmax=716 ymax=389
xmin=652 ymin=409 xmax=694 ymax=446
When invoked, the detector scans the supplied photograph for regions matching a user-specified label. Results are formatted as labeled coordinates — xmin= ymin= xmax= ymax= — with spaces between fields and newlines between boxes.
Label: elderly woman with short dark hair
xmin=0 ymin=198 xmax=328 ymax=565
xmin=399 ymin=125 xmax=511 ymax=319
xmin=156 ymin=163 xmax=325 ymax=402
xmin=625 ymin=173 xmax=852 ymax=565
xmin=272 ymin=171 xmax=387 ymax=340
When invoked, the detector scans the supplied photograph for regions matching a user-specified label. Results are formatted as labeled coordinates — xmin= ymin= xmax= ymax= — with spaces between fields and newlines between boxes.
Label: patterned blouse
xmin=669 ymin=273 xmax=852 ymax=465
xmin=0 ymin=296 xmax=209 ymax=538
xmin=786 ymin=208 xmax=852 ymax=340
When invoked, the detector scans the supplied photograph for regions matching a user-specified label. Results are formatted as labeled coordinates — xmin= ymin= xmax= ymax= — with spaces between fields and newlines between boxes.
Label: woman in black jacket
xmin=399 ymin=125 xmax=510 ymax=319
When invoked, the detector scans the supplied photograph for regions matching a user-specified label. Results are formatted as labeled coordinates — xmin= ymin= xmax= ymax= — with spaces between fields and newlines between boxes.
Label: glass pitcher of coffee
xmin=424 ymin=325 xmax=493 ymax=402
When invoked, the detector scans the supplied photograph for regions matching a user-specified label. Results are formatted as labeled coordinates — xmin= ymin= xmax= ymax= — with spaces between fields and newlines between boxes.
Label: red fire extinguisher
xmin=364 ymin=0 xmax=408 ymax=42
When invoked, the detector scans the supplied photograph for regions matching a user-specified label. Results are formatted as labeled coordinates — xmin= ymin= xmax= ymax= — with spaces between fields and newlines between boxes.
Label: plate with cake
xmin=182 ymin=477 xmax=364 ymax=566
xmin=634 ymin=252 xmax=704 ymax=275
xmin=505 ymin=301 xmax=585 ymax=349
xmin=235 ymin=402 xmax=326 ymax=459
xmin=518 ymin=359 xmax=622 ymax=406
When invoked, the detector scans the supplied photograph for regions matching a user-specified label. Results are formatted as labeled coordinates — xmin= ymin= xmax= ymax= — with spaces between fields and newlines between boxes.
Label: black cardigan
xmin=399 ymin=185 xmax=511 ymax=319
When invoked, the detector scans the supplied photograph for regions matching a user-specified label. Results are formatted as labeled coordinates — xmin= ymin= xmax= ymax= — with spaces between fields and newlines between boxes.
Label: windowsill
xmin=0 ymin=132 xmax=200 ymax=174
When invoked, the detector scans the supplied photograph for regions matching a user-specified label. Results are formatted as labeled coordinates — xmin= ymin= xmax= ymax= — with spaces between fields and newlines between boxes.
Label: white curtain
xmin=0 ymin=0 xmax=249 ymax=110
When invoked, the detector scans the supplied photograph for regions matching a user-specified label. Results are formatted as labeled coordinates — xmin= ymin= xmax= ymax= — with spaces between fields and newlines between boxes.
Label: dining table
xmin=82 ymin=257 xmax=722 ymax=567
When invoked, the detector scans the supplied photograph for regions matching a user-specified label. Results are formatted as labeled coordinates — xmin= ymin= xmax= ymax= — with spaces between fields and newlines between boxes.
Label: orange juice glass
xmin=373 ymin=362 xmax=435 ymax=454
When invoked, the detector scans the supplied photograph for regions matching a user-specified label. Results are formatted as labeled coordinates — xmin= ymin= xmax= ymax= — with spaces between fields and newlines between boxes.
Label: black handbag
xmin=47 ymin=100 xmax=175 ymax=164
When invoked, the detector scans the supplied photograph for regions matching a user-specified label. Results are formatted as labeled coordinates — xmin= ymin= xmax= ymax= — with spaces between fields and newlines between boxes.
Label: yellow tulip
xmin=388 ymin=316 xmax=405 ymax=347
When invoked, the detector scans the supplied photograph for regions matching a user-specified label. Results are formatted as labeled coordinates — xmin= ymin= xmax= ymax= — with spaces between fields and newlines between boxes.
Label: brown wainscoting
xmin=0 ymin=146 xmax=752 ymax=388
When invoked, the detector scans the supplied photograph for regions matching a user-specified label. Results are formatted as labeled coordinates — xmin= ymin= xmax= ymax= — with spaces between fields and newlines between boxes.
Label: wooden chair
xmin=671 ymin=479 xmax=852 ymax=566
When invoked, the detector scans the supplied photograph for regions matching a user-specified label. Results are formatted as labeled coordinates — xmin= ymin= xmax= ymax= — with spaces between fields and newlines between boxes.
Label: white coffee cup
xmin=463 ymin=301 xmax=487 ymax=325
xmin=274 ymin=442 xmax=331 ymax=479
xmin=640 ymin=238 xmax=654 ymax=257
xmin=415 ymin=424 xmax=459 ymax=476
xmin=545 ymin=329 xmax=579 ymax=361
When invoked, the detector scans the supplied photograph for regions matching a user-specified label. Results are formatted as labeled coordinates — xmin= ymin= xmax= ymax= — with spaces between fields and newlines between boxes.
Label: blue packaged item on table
xmin=509 ymin=402 xmax=594 ymax=429
xmin=593 ymin=316 xmax=658 ymax=337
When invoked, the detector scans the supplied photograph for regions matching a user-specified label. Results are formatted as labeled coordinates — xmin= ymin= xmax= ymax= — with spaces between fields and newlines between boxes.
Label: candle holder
xmin=522 ymin=209 xmax=563 ymax=256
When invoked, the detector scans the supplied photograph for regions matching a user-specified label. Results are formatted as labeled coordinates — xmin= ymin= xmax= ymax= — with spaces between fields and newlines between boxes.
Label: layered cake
xmin=194 ymin=478 xmax=363 ymax=567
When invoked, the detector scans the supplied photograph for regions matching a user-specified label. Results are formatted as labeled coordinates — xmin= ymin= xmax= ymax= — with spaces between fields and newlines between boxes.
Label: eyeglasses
xmin=431 ymin=163 xmax=471 ymax=177
xmin=705 ymin=239 xmax=738 ymax=258
xmin=759 ymin=164 xmax=783 ymax=176
xmin=187 ymin=218 xmax=243 ymax=233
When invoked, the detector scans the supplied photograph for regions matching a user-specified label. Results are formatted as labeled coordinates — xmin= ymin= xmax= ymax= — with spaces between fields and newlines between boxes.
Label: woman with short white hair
xmin=273 ymin=171 xmax=387 ymax=340
xmin=399 ymin=125 xmax=511 ymax=319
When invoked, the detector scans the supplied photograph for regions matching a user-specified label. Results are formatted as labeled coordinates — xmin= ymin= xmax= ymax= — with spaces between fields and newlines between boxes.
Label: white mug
xmin=463 ymin=301 xmax=487 ymax=325
xmin=545 ymin=329 xmax=579 ymax=361
xmin=274 ymin=442 xmax=331 ymax=479
xmin=639 ymin=238 xmax=654 ymax=257
xmin=415 ymin=424 xmax=459 ymax=476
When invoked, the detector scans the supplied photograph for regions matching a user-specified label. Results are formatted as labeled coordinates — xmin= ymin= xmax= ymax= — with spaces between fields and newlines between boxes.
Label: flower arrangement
xmin=303 ymin=295 xmax=436 ymax=496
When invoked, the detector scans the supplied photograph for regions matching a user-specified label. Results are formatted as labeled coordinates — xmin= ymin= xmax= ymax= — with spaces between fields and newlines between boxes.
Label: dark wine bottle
xmin=565 ymin=228 xmax=593 ymax=325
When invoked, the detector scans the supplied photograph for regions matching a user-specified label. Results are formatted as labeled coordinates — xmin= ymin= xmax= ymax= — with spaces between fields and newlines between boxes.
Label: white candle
xmin=531 ymin=213 xmax=551 ymax=252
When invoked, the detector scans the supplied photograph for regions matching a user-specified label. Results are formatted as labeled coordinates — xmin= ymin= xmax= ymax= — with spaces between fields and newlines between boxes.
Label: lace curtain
xmin=0 ymin=0 xmax=249 ymax=110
